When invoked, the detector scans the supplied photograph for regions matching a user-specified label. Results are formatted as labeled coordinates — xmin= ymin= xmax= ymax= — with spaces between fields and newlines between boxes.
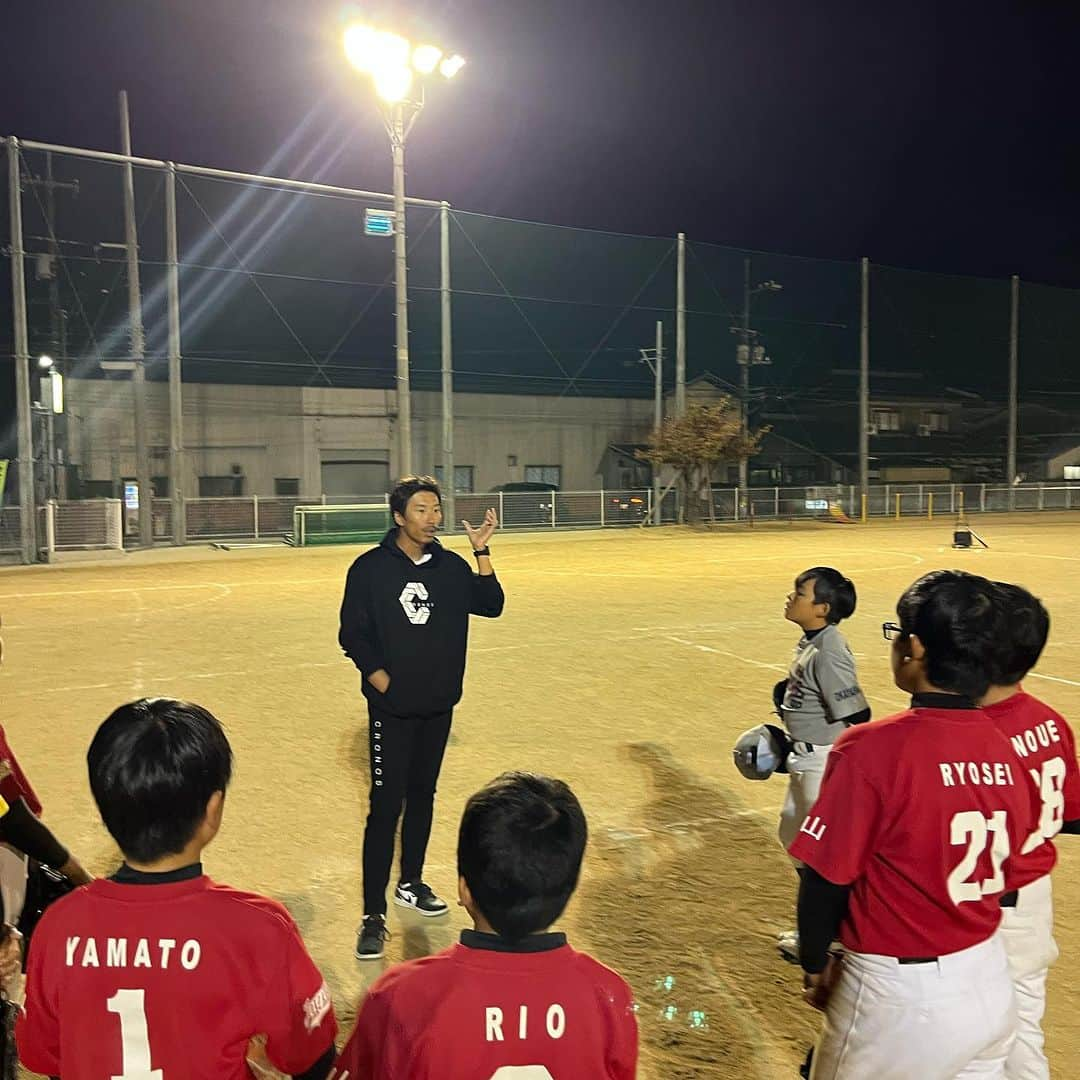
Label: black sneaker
xmin=393 ymin=880 xmax=449 ymax=917
xmin=355 ymin=914 xmax=389 ymax=960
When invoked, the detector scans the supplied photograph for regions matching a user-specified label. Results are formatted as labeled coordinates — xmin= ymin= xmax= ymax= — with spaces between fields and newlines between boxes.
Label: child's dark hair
xmin=896 ymin=570 xmax=1000 ymax=699
xmin=389 ymin=475 xmax=442 ymax=518
xmin=87 ymin=698 xmax=233 ymax=864
xmin=458 ymin=772 xmax=587 ymax=942
xmin=796 ymin=567 xmax=857 ymax=624
xmin=987 ymin=581 xmax=1050 ymax=686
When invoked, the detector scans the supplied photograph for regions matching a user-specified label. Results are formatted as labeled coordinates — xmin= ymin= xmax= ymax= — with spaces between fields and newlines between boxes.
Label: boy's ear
xmin=204 ymin=790 xmax=225 ymax=834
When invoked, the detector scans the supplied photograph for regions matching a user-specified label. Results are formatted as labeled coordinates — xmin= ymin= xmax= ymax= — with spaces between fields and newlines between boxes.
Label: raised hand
xmin=462 ymin=507 xmax=498 ymax=550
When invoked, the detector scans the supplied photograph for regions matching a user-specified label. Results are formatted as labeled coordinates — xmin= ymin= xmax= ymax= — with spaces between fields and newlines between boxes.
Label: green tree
xmin=638 ymin=398 xmax=769 ymax=523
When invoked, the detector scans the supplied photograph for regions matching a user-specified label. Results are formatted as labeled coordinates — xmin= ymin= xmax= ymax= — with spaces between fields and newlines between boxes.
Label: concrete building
xmin=67 ymin=378 xmax=656 ymax=499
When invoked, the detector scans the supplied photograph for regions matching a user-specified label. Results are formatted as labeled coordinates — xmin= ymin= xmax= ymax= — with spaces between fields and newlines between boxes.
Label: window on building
xmin=433 ymin=465 xmax=475 ymax=494
xmin=1065 ymin=466 xmax=1080 ymax=481
xmin=923 ymin=412 xmax=950 ymax=432
xmin=870 ymin=410 xmax=901 ymax=432
xmin=274 ymin=478 xmax=300 ymax=496
xmin=524 ymin=465 xmax=561 ymax=488
xmin=198 ymin=475 xmax=244 ymax=497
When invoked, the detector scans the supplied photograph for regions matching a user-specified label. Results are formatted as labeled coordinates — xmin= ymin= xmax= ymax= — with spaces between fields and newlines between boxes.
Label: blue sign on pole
xmin=364 ymin=209 xmax=395 ymax=237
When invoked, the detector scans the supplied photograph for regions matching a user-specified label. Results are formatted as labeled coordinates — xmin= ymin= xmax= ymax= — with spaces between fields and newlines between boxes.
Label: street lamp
xmin=343 ymin=22 xmax=465 ymax=477
xmin=734 ymin=259 xmax=783 ymax=491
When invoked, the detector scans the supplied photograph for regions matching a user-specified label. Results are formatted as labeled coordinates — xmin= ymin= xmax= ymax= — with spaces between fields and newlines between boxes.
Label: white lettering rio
xmin=485 ymin=1005 xmax=566 ymax=1043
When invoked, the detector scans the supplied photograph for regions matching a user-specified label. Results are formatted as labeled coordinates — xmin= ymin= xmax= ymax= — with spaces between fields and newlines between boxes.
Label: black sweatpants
xmin=362 ymin=703 xmax=453 ymax=916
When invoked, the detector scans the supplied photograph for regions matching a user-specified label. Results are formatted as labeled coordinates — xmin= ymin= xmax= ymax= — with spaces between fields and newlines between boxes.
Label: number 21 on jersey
xmin=947 ymin=810 xmax=1009 ymax=905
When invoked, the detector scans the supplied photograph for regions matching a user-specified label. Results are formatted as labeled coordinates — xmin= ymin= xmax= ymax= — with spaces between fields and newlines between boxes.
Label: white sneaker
xmin=393 ymin=880 xmax=449 ymax=917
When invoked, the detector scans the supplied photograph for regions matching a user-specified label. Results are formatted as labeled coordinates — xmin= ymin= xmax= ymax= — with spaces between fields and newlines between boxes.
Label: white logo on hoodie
xmin=399 ymin=582 xmax=433 ymax=625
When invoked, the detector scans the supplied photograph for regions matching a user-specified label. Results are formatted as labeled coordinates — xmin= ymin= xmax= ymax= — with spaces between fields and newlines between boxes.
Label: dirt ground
xmin=3 ymin=513 xmax=1080 ymax=1078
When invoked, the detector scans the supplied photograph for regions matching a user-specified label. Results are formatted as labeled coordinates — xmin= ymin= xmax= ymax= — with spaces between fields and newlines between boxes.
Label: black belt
xmin=898 ymin=956 xmax=938 ymax=965
xmin=1000 ymin=890 xmax=1018 ymax=908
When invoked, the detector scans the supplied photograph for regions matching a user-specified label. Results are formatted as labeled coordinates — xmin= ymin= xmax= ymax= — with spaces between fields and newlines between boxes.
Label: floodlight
xmin=343 ymin=25 xmax=381 ymax=73
xmin=377 ymin=31 xmax=411 ymax=69
xmin=412 ymin=44 xmax=442 ymax=75
xmin=374 ymin=64 xmax=414 ymax=103
xmin=439 ymin=54 xmax=466 ymax=79
xmin=37 ymin=354 xmax=53 ymax=369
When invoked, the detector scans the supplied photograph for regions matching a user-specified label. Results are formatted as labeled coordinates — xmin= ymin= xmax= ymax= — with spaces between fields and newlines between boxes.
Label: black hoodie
xmin=338 ymin=529 xmax=505 ymax=717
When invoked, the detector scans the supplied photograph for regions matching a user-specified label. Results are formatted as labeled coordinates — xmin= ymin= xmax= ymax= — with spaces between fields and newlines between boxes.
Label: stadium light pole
xmin=343 ymin=25 xmax=465 ymax=479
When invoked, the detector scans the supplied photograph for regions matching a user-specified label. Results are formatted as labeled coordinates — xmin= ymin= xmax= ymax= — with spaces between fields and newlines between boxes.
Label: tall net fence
xmin=3 ymin=137 xmax=1080 ymax=556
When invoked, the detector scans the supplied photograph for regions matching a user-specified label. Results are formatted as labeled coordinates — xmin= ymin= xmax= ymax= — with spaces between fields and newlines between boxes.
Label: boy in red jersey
xmin=17 ymin=698 xmax=337 ymax=1080
xmin=981 ymin=582 xmax=1080 ymax=1079
xmin=333 ymin=772 xmax=638 ymax=1080
xmin=790 ymin=570 xmax=1041 ymax=1079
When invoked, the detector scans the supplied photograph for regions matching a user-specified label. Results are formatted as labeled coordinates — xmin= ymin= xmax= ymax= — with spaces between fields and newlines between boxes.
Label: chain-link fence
xmin=4 ymin=136 xmax=1080 ymax=563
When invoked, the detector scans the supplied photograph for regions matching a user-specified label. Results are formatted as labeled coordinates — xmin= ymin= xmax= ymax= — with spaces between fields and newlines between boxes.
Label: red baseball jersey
xmin=983 ymin=688 xmax=1080 ymax=887
xmin=333 ymin=931 xmax=638 ymax=1080
xmin=789 ymin=698 xmax=1041 ymax=958
xmin=17 ymin=870 xmax=337 ymax=1079
xmin=0 ymin=723 xmax=43 ymax=816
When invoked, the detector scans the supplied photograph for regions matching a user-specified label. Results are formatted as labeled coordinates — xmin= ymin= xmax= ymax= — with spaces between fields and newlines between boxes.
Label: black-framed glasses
xmin=882 ymin=621 xmax=904 ymax=642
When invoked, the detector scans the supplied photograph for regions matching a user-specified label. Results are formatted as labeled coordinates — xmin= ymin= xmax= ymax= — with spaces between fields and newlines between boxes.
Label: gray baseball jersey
xmin=781 ymin=624 xmax=868 ymax=745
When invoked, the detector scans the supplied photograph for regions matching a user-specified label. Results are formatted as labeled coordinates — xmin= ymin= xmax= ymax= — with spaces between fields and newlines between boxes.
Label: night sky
xmin=3 ymin=0 xmax=1078 ymax=286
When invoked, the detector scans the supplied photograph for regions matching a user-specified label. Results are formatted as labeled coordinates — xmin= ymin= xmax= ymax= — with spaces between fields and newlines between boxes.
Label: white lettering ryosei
xmin=485 ymin=1005 xmax=567 ymax=1042
xmin=799 ymin=816 xmax=827 ymax=842
xmin=938 ymin=761 xmax=1016 ymax=788
xmin=65 ymin=937 xmax=202 ymax=970
xmin=1010 ymin=719 xmax=1062 ymax=759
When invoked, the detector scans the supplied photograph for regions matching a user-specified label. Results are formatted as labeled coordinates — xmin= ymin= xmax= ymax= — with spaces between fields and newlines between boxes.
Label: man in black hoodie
xmin=339 ymin=475 xmax=505 ymax=959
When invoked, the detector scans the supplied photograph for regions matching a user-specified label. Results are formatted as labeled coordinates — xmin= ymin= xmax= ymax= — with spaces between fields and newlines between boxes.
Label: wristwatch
xmin=472 ymin=546 xmax=491 ymax=557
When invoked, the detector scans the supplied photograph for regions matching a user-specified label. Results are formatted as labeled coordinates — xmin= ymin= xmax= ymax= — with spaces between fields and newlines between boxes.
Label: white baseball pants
xmin=810 ymin=936 xmax=1016 ymax=1080
xmin=779 ymin=743 xmax=832 ymax=859
xmin=998 ymin=874 xmax=1057 ymax=1080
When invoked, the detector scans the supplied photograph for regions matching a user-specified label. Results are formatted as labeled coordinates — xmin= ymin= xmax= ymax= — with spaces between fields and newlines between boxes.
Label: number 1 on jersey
xmin=947 ymin=810 xmax=1009 ymax=905
xmin=107 ymin=989 xmax=163 ymax=1080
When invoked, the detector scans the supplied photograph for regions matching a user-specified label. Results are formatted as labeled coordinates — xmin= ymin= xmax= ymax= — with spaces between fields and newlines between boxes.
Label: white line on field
xmin=663 ymin=634 xmax=787 ymax=671
xmin=1029 ymin=672 xmax=1080 ymax=689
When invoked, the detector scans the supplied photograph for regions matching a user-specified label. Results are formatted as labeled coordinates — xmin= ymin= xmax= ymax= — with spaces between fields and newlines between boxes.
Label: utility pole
xmin=1007 ymin=274 xmax=1019 ymax=509
xmin=859 ymin=257 xmax=870 ymax=504
xmin=739 ymin=258 xmax=752 ymax=492
xmin=735 ymin=257 xmax=780 ymax=493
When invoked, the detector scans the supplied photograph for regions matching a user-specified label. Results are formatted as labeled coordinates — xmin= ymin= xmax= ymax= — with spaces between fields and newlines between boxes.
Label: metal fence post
xmin=253 ymin=494 xmax=259 ymax=540
xmin=7 ymin=138 xmax=36 ymax=564
xmin=551 ymin=493 xmax=557 ymax=529
xmin=647 ymin=487 xmax=653 ymax=524
xmin=165 ymin=162 xmax=186 ymax=546
xmin=1038 ymin=483 xmax=1044 ymax=511
xmin=950 ymin=484 xmax=955 ymax=513
xmin=600 ymin=488 xmax=605 ymax=528
xmin=981 ymin=484 xmax=986 ymax=513
xmin=499 ymin=490 xmax=504 ymax=525
xmin=45 ymin=500 xmax=56 ymax=556
xmin=919 ymin=484 xmax=924 ymax=513
xmin=774 ymin=486 xmax=780 ymax=517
